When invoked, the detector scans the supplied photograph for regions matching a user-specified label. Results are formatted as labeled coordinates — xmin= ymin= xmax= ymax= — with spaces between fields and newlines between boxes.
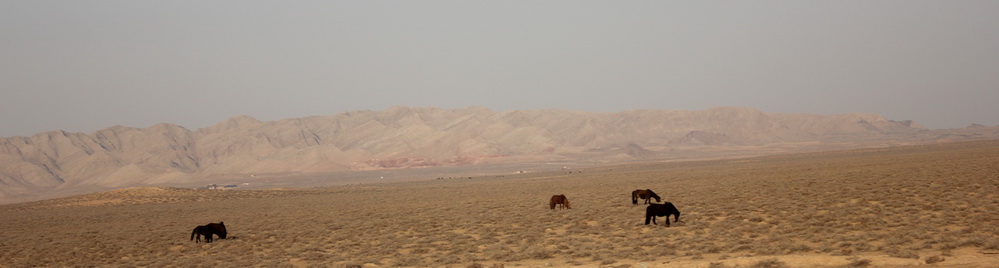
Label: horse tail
xmin=632 ymin=191 xmax=638 ymax=204
xmin=191 ymin=228 xmax=196 ymax=241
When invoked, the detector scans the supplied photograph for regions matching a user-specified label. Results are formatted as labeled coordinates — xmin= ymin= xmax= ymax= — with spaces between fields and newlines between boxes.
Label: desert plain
xmin=2 ymin=140 xmax=998 ymax=267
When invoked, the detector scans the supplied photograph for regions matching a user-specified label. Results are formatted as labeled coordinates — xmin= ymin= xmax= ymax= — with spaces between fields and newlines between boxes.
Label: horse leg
xmin=645 ymin=214 xmax=653 ymax=225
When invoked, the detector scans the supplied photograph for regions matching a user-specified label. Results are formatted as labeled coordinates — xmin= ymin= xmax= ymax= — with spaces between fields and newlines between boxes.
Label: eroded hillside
xmin=3 ymin=106 xmax=997 ymax=202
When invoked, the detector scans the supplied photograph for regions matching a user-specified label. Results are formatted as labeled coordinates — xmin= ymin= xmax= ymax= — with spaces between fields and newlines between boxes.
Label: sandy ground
xmin=2 ymin=140 xmax=998 ymax=267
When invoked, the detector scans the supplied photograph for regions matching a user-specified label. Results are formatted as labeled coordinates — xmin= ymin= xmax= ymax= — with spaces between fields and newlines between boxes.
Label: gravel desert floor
xmin=2 ymin=140 xmax=998 ymax=267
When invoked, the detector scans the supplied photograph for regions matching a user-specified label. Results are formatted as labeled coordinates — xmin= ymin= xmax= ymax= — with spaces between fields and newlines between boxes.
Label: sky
xmin=2 ymin=1 xmax=998 ymax=137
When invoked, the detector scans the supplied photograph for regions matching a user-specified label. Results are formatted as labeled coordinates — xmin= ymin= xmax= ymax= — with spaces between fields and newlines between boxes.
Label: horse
xmin=550 ymin=194 xmax=571 ymax=210
xmin=645 ymin=202 xmax=683 ymax=227
xmin=191 ymin=222 xmax=227 ymax=243
xmin=632 ymin=189 xmax=661 ymax=204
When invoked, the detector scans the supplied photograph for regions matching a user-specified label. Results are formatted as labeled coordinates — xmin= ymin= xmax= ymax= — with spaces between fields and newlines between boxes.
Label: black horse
xmin=632 ymin=189 xmax=661 ymax=204
xmin=191 ymin=222 xmax=227 ymax=243
xmin=645 ymin=203 xmax=682 ymax=227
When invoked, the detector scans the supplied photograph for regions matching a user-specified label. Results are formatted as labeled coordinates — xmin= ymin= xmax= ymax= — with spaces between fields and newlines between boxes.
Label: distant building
xmin=197 ymin=184 xmax=239 ymax=190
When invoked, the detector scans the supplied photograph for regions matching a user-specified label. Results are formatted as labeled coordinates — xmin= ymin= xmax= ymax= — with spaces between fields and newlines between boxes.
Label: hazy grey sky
xmin=2 ymin=1 xmax=997 ymax=137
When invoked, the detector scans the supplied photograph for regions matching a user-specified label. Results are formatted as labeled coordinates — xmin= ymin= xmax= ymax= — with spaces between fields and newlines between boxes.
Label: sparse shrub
xmin=886 ymin=249 xmax=919 ymax=259
xmin=483 ymin=244 xmax=518 ymax=262
xmin=568 ymin=248 xmax=592 ymax=259
xmin=924 ymin=255 xmax=945 ymax=264
xmin=657 ymin=246 xmax=679 ymax=256
xmin=940 ymin=249 xmax=953 ymax=256
xmin=300 ymin=251 xmax=327 ymax=262
xmin=257 ymin=260 xmax=295 ymax=268
xmin=938 ymin=242 xmax=959 ymax=250
xmin=783 ymin=242 xmax=813 ymax=254
xmin=708 ymin=262 xmax=731 ymax=268
xmin=434 ymin=254 xmax=462 ymax=265
xmin=336 ymin=262 xmax=363 ymax=268
xmin=519 ymin=246 xmax=552 ymax=259
xmin=392 ymin=254 xmax=424 ymax=266
xmin=749 ymin=258 xmax=787 ymax=268
xmin=750 ymin=243 xmax=781 ymax=255
xmin=843 ymin=258 xmax=871 ymax=267
xmin=984 ymin=240 xmax=999 ymax=250
xmin=729 ymin=242 xmax=753 ymax=252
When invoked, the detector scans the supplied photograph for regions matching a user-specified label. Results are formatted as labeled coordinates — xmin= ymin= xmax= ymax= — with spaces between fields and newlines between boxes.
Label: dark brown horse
xmin=191 ymin=222 xmax=227 ymax=243
xmin=645 ymin=203 xmax=683 ymax=227
xmin=632 ymin=189 xmax=661 ymax=204
xmin=550 ymin=194 xmax=571 ymax=210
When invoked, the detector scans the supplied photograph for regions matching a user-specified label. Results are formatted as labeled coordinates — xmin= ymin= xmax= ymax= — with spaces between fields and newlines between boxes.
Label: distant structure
xmin=197 ymin=184 xmax=239 ymax=190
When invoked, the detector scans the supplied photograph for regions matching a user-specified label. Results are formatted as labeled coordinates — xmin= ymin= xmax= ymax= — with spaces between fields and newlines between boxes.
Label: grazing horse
xmin=550 ymin=195 xmax=571 ymax=210
xmin=645 ymin=202 xmax=683 ymax=227
xmin=632 ymin=189 xmax=661 ymax=204
xmin=191 ymin=222 xmax=227 ymax=243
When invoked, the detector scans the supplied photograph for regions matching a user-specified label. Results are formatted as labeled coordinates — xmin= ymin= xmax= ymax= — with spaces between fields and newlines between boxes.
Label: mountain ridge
xmin=2 ymin=106 xmax=996 ymax=203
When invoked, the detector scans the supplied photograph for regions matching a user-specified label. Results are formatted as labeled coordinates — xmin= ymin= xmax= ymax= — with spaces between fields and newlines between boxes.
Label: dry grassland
xmin=2 ymin=140 xmax=999 ymax=267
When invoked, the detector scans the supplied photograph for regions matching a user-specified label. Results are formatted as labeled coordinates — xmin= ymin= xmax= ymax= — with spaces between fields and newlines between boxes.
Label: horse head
xmin=208 ymin=222 xmax=228 ymax=239
xmin=218 ymin=222 xmax=228 ymax=239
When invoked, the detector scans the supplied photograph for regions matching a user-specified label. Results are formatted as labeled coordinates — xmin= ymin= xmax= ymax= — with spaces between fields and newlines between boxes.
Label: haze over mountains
xmin=2 ymin=106 xmax=997 ymax=203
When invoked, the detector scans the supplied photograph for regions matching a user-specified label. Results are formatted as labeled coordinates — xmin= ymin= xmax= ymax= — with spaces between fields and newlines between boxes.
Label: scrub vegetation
xmin=2 ymin=140 xmax=998 ymax=267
